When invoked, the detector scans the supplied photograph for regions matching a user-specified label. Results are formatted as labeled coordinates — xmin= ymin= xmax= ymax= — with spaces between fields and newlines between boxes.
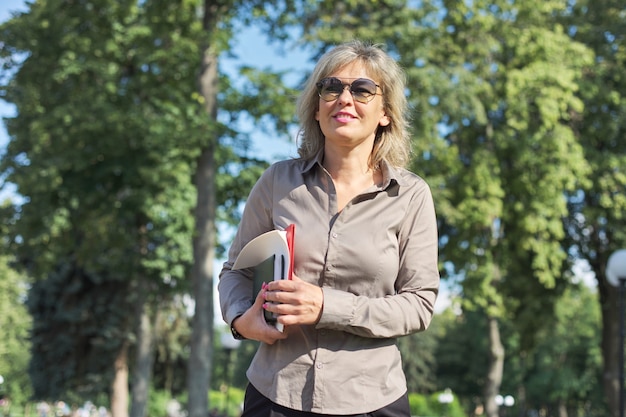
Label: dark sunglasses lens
xmin=320 ymin=78 xmax=343 ymax=95
xmin=316 ymin=77 xmax=378 ymax=102
xmin=352 ymin=79 xmax=378 ymax=95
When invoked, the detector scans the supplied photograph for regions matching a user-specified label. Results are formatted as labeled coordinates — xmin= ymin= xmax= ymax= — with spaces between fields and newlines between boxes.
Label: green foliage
xmin=0 ymin=255 xmax=32 ymax=407
xmin=147 ymin=389 xmax=174 ymax=417
xmin=0 ymin=0 xmax=622 ymax=415
xmin=558 ymin=2 xmax=626 ymax=413
xmin=562 ymin=0 xmax=626 ymax=283
xmin=408 ymin=392 xmax=435 ymax=417
xmin=209 ymin=388 xmax=244 ymax=417
xmin=134 ymin=388 xmax=244 ymax=417
xmin=152 ymin=298 xmax=192 ymax=395
xmin=0 ymin=0 xmax=300 ymax=404
xmin=398 ymin=325 xmax=438 ymax=393
xmin=523 ymin=284 xmax=606 ymax=415
xmin=433 ymin=309 xmax=490 ymax=408
xmin=412 ymin=0 xmax=593 ymax=327
xmin=211 ymin=327 xmax=257 ymax=392
xmin=0 ymin=0 xmax=201 ymax=400
xmin=408 ymin=391 xmax=466 ymax=417
xmin=147 ymin=389 xmax=189 ymax=417
xmin=27 ymin=265 xmax=130 ymax=400
xmin=433 ymin=283 xmax=605 ymax=416
xmin=299 ymin=0 xmax=596 ymax=343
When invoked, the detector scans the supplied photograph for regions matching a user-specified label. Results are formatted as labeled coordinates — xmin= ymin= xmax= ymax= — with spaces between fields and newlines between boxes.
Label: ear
xmin=379 ymin=113 xmax=390 ymax=127
xmin=315 ymin=109 xmax=320 ymax=121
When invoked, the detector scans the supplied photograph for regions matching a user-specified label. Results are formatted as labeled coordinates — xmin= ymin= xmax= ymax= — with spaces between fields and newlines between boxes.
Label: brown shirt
xmin=218 ymin=153 xmax=439 ymax=414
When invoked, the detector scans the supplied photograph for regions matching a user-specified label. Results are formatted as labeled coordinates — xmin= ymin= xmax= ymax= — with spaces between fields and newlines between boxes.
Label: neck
xmin=323 ymin=154 xmax=374 ymax=179
xmin=322 ymin=143 xmax=376 ymax=179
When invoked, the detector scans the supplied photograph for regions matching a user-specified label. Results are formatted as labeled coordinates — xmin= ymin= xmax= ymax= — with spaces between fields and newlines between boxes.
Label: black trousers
xmin=241 ymin=384 xmax=411 ymax=417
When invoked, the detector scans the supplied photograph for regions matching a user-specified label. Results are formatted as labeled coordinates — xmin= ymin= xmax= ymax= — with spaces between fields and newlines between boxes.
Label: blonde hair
xmin=296 ymin=40 xmax=411 ymax=169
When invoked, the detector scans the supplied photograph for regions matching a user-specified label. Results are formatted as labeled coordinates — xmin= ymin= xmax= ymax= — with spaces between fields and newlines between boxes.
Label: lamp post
xmin=220 ymin=332 xmax=242 ymax=416
xmin=607 ymin=249 xmax=626 ymax=417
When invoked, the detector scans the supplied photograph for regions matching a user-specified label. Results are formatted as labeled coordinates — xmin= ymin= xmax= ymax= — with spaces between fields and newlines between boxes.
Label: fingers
xmin=232 ymin=286 xmax=288 ymax=344
xmin=264 ymin=273 xmax=305 ymax=292
xmin=263 ymin=279 xmax=324 ymax=325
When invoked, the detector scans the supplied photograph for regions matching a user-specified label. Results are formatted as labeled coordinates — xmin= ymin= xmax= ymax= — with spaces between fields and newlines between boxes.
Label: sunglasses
xmin=316 ymin=77 xmax=381 ymax=104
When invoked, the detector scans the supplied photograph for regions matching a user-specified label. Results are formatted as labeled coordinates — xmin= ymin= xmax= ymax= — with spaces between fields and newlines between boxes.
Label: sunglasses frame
xmin=316 ymin=77 xmax=381 ymax=104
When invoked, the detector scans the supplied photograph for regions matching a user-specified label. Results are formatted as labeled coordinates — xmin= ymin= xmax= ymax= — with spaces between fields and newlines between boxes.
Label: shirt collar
xmin=301 ymin=149 xmax=407 ymax=190
xmin=301 ymin=150 xmax=323 ymax=174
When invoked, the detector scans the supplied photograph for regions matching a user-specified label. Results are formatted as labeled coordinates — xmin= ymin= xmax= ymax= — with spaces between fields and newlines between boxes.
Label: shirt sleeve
xmin=218 ymin=164 xmax=276 ymax=326
xmin=317 ymin=180 xmax=440 ymax=338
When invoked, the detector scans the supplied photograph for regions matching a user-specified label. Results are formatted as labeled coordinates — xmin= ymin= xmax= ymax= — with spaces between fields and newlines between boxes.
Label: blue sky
xmin=0 ymin=0 xmax=27 ymax=149
xmin=0 ymin=2 xmax=470 ymax=314
xmin=0 ymin=2 xmax=597 ymax=312
xmin=0 ymin=1 xmax=321 ymax=324
xmin=0 ymin=0 xmax=27 ymax=202
xmin=0 ymin=1 xmax=312 ymax=168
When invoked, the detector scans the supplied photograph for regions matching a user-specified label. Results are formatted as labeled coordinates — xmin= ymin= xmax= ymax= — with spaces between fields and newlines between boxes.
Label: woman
xmin=218 ymin=40 xmax=439 ymax=417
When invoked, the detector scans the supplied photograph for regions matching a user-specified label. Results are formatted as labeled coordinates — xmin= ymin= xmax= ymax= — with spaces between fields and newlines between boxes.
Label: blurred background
xmin=0 ymin=1 xmax=624 ymax=417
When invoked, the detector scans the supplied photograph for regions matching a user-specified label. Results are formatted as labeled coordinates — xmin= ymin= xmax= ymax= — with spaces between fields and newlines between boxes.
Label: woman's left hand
xmin=264 ymin=275 xmax=324 ymax=326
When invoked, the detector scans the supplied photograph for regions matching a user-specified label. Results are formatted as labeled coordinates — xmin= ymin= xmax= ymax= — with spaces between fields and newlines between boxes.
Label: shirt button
xmin=332 ymin=233 xmax=338 ymax=238
xmin=316 ymin=363 xmax=323 ymax=369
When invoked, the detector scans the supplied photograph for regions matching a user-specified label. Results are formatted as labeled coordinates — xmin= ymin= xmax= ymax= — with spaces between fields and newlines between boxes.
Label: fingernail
xmin=262 ymin=282 xmax=267 ymax=290
xmin=262 ymin=303 xmax=268 ymax=309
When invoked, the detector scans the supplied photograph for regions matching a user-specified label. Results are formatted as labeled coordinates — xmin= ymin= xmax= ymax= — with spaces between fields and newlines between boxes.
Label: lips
xmin=333 ymin=112 xmax=356 ymax=122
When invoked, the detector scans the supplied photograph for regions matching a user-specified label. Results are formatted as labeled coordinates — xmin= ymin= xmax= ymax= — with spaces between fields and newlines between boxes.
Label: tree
xmin=559 ymin=2 xmax=626 ymax=415
xmin=0 ymin=253 xmax=32 ymax=409
xmin=434 ymin=308 xmax=490 ymax=413
xmin=298 ymin=2 xmax=593 ymax=416
xmin=407 ymin=3 xmax=591 ymax=415
xmin=152 ymin=296 xmax=192 ymax=395
xmin=397 ymin=325 xmax=438 ymax=394
xmin=0 ymin=0 xmax=199 ymax=413
xmin=186 ymin=2 xmax=302 ymax=415
xmin=0 ymin=1 xmax=299 ymax=416
xmin=524 ymin=284 xmax=604 ymax=416
xmin=0 ymin=198 xmax=32 ymax=409
xmin=433 ymin=284 xmax=605 ymax=417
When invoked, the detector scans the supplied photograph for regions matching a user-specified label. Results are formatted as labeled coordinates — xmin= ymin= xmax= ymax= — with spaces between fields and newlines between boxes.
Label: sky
xmin=0 ymin=1 xmax=491 ymax=313
xmin=0 ymin=0 xmax=312 ymax=199
xmin=0 ymin=1 xmax=597 ymax=310
xmin=0 ymin=0 xmax=26 ymax=148
xmin=0 ymin=1 xmax=322 ymax=325
xmin=0 ymin=0 xmax=313 ymax=154
xmin=0 ymin=0 xmax=27 ymax=202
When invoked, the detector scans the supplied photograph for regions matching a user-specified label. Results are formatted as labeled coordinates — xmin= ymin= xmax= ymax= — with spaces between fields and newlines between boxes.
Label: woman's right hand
xmin=231 ymin=283 xmax=289 ymax=344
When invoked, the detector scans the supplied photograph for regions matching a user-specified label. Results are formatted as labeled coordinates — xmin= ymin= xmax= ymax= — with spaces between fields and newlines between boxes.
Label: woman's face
xmin=315 ymin=61 xmax=389 ymax=150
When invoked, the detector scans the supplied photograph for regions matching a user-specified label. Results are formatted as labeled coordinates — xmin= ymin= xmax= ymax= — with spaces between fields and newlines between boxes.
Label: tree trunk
xmin=130 ymin=293 xmax=155 ymax=417
xmin=600 ymin=276 xmax=621 ymax=417
xmin=111 ymin=342 xmax=129 ymax=417
xmin=187 ymin=145 xmax=218 ymax=416
xmin=484 ymin=316 xmax=504 ymax=417
xmin=187 ymin=2 xmax=220 ymax=415
xmin=558 ymin=400 xmax=568 ymax=417
xmin=188 ymin=143 xmax=217 ymax=417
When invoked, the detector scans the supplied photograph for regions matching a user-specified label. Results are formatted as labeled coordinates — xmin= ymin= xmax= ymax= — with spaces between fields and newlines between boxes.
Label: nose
xmin=337 ymin=85 xmax=354 ymax=104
